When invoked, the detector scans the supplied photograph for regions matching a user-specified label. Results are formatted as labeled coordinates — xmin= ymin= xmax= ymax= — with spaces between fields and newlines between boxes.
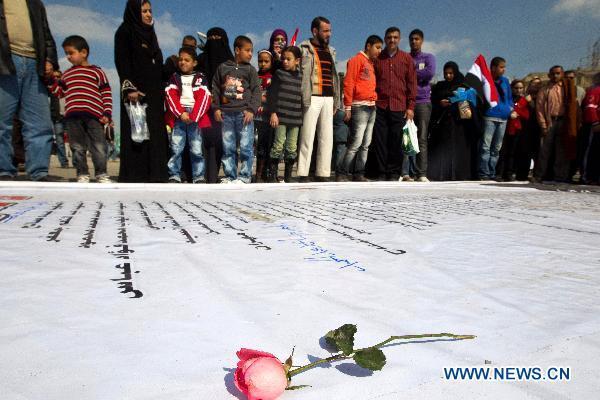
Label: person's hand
xmin=525 ymin=94 xmax=533 ymax=103
xmin=181 ymin=112 xmax=191 ymax=124
xmin=44 ymin=60 xmax=53 ymax=78
xmin=258 ymin=106 xmax=263 ymax=114
xmin=510 ymin=111 xmax=518 ymax=120
xmin=441 ymin=99 xmax=451 ymax=108
xmin=344 ymin=110 xmax=351 ymax=122
xmin=541 ymin=127 xmax=549 ymax=137
xmin=405 ymin=109 xmax=414 ymax=120
xmin=270 ymin=113 xmax=279 ymax=128
xmin=243 ymin=110 xmax=254 ymax=125
xmin=127 ymin=91 xmax=140 ymax=104
xmin=99 ymin=116 xmax=109 ymax=125
xmin=214 ymin=109 xmax=223 ymax=122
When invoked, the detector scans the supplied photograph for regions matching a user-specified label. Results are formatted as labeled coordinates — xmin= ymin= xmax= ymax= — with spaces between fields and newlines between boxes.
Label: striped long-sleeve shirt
xmin=374 ymin=49 xmax=417 ymax=112
xmin=47 ymin=65 xmax=112 ymax=120
xmin=266 ymin=68 xmax=303 ymax=126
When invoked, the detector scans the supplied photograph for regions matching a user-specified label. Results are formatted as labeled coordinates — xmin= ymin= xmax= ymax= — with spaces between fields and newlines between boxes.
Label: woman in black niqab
xmin=196 ymin=27 xmax=234 ymax=183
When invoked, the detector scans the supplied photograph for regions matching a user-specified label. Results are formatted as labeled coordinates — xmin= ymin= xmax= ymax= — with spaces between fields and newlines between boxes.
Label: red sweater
xmin=507 ymin=96 xmax=530 ymax=135
xmin=343 ymin=51 xmax=377 ymax=110
xmin=583 ymin=85 xmax=600 ymax=125
xmin=164 ymin=72 xmax=212 ymax=129
xmin=47 ymin=65 xmax=112 ymax=120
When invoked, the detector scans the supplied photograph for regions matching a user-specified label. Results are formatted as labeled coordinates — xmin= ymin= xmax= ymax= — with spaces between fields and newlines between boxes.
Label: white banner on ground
xmin=1 ymin=182 xmax=599 ymax=399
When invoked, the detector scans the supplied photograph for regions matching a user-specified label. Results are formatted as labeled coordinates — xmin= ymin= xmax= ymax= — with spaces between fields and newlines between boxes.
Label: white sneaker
xmin=97 ymin=175 xmax=113 ymax=184
xmin=220 ymin=178 xmax=232 ymax=184
xmin=416 ymin=177 xmax=430 ymax=182
xmin=232 ymin=178 xmax=246 ymax=184
xmin=77 ymin=175 xmax=90 ymax=183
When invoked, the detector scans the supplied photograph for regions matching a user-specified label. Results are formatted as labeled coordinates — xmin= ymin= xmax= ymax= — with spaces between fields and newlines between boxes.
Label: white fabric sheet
xmin=0 ymin=182 xmax=598 ymax=399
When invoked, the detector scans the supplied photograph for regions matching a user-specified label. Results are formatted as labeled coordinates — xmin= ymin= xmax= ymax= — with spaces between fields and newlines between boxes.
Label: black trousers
xmin=370 ymin=107 xmax=406 ymax=178
xmin=202 ymin=125 xmax=223 ymax=183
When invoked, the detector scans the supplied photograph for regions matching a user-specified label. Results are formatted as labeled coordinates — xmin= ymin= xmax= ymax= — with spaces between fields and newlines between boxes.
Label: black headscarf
xmin=198 ymin=27 xmax=234 ymax=88
xmin=440 ymin=62 xmax=465 ymax=90
xmin=123 ymin=0 xmax=161 ymax=59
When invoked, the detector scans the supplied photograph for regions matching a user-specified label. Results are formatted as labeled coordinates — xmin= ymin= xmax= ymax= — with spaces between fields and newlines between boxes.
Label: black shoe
xmin=33 ymin=175 xmax=60 ymax=182
xmin=284 ymin=159 xmax=295 ymax=183
xmin=354 ymin=175 xmax=369 ymax=182
xmin=336 ymin=174 xmax=350 ymax=182
xmin=268 ymin=159 xmax=280 ymax=183
xmin=0 ymin=175 xmax=14 ymax=181
xmin=315 ymin=176 xmax=330 ymax=183
xmin=298 ymin=176 xmax=310 ymax=183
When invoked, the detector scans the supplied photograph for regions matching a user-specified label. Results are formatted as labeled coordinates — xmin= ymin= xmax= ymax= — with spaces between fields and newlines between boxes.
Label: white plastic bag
xmin=402 ymin=119 xmax=419 ymax=156
xmin=125 ymin=102 xmax=150 ymax=143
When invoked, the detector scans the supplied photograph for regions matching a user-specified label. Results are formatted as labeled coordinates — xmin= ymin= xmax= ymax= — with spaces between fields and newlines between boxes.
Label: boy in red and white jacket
xmin=164 ymin=47 xmax=212 ymax=183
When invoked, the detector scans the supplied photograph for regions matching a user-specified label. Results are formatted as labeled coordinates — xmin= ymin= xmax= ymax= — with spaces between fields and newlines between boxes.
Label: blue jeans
xmin=53 ymin=121 xmax=68 ymax=166
xmin=221 ymin=111 xmax=254 ymax=182
xmin=0 ymin=55 xmax=53 ymax=180
xmin=402 ymin=103 xmax=431 ymax=178
xmin=168 ymin=116 xmax=205 ymax=181
xmin=479 ymin=118 xmax=507 ymax=179
xmin=340 ymin=105 xmax=376 ymax=176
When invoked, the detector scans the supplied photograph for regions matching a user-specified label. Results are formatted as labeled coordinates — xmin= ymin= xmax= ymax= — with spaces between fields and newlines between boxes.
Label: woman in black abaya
xmin=428 ymin=62 xmax=480 ymax=181
xmin=114 ymin=0 xmax=169 ymax=182
xmin=197 ymin=28 xmax=234 ymax=183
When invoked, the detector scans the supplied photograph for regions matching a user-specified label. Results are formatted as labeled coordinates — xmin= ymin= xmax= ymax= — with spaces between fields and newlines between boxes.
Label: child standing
xmin=47 ymin=35 xmax=113 ymax=183
xmin=212 ymin=36 xmax=261 ymax=184
xmin=165 ymin=47 xmax=212 ymax=183
xmin=255 ymin=49 xmax=274 ymax=182
xmin=267 ymin=46 xmax=303 ymax=183
xmin=338 ymin=35 xmax=382 ymax=182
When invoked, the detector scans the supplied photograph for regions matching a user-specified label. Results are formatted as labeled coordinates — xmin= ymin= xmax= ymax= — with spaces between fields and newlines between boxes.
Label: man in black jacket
xmin=0 ymin=0 xmax=57 ymax=181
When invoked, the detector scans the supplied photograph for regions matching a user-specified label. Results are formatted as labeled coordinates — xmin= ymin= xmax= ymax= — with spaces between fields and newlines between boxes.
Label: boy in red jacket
xmin=165 ymin=47 xmax=212 ymax=183
xmin=337 ymin=35 xmax=383 ymax=182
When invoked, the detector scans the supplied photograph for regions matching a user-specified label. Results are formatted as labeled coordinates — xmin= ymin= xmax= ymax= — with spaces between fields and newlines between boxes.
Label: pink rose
xmin=234 ymin=348 xmax=288 ymax=400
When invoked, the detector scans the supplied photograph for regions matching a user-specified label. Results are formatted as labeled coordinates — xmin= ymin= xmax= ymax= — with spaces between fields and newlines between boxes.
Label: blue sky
xmin=44 ymin=0 xmax=600 ymax=126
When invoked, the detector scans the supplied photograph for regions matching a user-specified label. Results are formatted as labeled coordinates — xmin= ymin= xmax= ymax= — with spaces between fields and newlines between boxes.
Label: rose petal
xmin=244 ymin=357 xmax=287 ymax=400
xmin=234 ymin=363 xmax=249 ymax=395
xmin=237 ymin=348 xmax=278 ymax=363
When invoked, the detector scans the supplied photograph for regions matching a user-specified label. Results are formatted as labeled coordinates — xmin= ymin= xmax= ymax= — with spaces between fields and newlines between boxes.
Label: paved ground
xmin=7 ymin=154 xmax=600 ymax=193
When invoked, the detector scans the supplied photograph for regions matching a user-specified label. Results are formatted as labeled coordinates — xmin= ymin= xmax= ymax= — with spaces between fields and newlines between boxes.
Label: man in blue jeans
xmin=0 ymin=0 xmax=57 ymax=181
xmin=479 ymin=56 xmax=515 ymax=180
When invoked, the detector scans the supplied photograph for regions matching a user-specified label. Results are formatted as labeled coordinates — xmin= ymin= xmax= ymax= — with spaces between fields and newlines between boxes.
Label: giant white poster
xmin=1 ymin=182 xmax=598 ymax=399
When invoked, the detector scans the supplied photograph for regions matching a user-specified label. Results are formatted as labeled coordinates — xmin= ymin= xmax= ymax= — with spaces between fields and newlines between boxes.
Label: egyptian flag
xmin=466 ymin=54 xmax=499 ymax=108
xmin=290 ymin=28 xmax=299 ymax=46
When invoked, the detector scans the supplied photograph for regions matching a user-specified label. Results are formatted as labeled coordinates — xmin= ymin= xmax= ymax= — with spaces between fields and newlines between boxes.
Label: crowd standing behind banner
xmin=1 ymin=0 xmax=599 ymax=185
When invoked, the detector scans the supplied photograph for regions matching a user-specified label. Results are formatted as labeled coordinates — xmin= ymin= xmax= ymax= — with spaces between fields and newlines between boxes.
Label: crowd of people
xmin=1 ymin=0 xmax=599 ymax=185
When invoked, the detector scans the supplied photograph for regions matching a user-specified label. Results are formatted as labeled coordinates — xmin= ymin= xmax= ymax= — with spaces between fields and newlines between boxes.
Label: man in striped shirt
xmin=47 ymin=35 xmax=112 ymax=183
xmin=371 ymin=27 xmax=417 ymax=181
xmin=298 ymin=16 xmax=341 ymax=182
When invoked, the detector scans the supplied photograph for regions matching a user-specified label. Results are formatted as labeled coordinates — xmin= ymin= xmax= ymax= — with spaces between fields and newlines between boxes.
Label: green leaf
xmin=286 ymin=385 xmax=312 ymax=390
xmin=353 ymin=347 xmax=386 ymax=371
xmin=324 ymin=324 xmax=357 ymax=356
